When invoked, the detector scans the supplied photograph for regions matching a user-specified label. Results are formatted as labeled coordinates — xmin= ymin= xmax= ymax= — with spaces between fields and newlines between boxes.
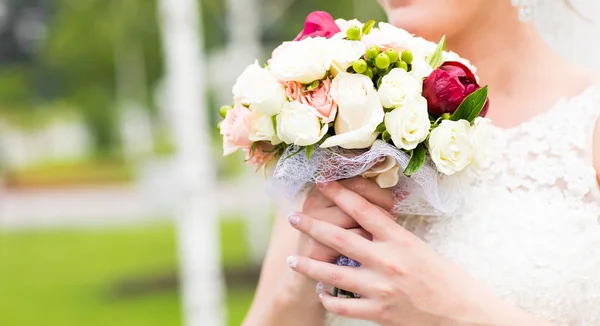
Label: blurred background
xmin=0 ymin=0 xmax=385 ymax=325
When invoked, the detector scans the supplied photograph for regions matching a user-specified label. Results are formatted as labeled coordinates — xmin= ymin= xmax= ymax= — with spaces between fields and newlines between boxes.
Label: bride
xmin=243 ymin=0 xmax=600 ymax=325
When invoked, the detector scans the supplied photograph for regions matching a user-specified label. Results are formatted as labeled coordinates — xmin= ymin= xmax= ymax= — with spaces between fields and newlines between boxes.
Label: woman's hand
xmin=295 ymin=177 xmax=395 ymax=265
xmin=287 ymin=181 xmax=554 ymax=326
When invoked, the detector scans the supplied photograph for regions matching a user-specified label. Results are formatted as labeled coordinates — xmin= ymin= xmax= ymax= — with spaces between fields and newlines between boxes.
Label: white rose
xmin=362 ymin=23 xmax=413 ymax=50
xmin=334 ymin=18 xmax=363 ymax=32
xmin=232 ymin=61 xmax=287 ymax=116
xmin=428 ymin=120 xmax=474 ymax=176
xmin=362 ymin=156 xmax=400 ymax=188
xmin=248 ymin=113 xmax=281 ymax=144
xmin=470 ymin=117 xmax=492 ymax=170
xmin=320 ymin=73 xmax=384 ymax=149
xmin=327 ymin=39 xmax=366 ymax=75
xmin=276 ymin=101 xmax=328 ymax=146
xmin=407 ymin=37 xmax=437 ymax=79
xmin=384 ymin=96 xmax=431 ymax=150
xmin=269 ymin=37 xmax=331 ymax=84
xmin=378 ymin=68 xmax=423 ymax=109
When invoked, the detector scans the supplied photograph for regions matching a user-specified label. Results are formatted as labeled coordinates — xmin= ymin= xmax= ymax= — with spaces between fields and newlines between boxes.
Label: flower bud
xmin=366 ymin=45 xmax=381 ymax=60
xmin=352 ymin=59 xmax=368 ymax=74
xmin=346 ymin=25 xmax=362 ymax=40
xmin=220 ymin=105 xmax=231 ymax=118
xmin=375 ymin=53 xmax=391 ymax=69
xmin=401 ymin=50 xmax=413 ymax=64
xmin=385 ymin=48 xmax=399 ymax=64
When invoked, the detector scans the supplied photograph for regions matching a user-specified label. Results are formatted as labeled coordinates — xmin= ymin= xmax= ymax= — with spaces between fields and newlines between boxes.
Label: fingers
xmin=300 ymin=227 xmax=372 ymax=262
xmin=304 ymin=177 xmax=395 ymax=213
xmin=287 ymin=255 xmax=371 ymax=296
xmin=319 ymin=292 xmax=381 ymax=320
xmin=310 ymin=206 xmax=359 ymax=229
xmin=340 ymin=178 xmax=395 ymax=212
xmin=289 ymin=212 xmax=374 ymax=264
xmin=317 ymin=181 xmax=403 ymax=240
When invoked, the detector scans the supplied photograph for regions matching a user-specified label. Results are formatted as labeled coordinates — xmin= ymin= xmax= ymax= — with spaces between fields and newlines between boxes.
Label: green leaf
xmin=271 ymin=115 xmax=278 ymax=132
xmin=403 ymin=144 xmax=427 ymax=177
xmin=305 ymin=145 xmax=315 ymax=162
xmin=375 ymin=122 xmax=386 ymax=133
xmin=362 ymin=20 xmax=376 ymax=35
xmin=449 ymin=86 xmax=489 ymax=123
xmin=428 ymin=35 xmax=447 ymax=69
xmin=382 ymin=131 xmax=391 ymax=143
xmin=304 ymin=80 xmax=320 ymax=92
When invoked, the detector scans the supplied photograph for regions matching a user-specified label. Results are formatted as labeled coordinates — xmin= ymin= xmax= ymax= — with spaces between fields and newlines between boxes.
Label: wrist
xmin=274 ymin=269 xmax=321 ymax=309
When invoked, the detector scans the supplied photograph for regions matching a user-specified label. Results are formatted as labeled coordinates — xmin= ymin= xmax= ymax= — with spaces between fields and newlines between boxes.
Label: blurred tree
xmin=38 ymin=0 xmax=164 ymax=155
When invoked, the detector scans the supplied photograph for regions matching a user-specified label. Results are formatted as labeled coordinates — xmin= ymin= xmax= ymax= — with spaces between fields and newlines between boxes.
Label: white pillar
xmin=224 ymin=0 xmax=271 ymax=265
xmin=157 ymin=1 xmax=224 ymax=326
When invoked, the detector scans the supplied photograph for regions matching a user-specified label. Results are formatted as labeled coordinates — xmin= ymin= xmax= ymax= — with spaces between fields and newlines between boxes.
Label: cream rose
xmin=320 ymin=73 xmax=384 ymax=149
xmin=248 ymin=113 xmax=280 ymax=144
xmin=269 ymin=37 xmax=331 ymax=84
xmin=232 ymin=62 xmax=287 ymax=116
xmin=276 ymin=101 xmax=328 ymax=146
xmin=378 ymin=68 xmax=423 ymax=109
xmin=327 ymin=39 xmax=366 ymax=75
xmin=384 ymin=96 xmax=431 ymax=150
xmin=470 ymin=117 xmax=492 ymax=170
xmin=428 ymin=120 xmax=474 ymax=176
xmin=362 ymin=156 xmax=400 ymax=188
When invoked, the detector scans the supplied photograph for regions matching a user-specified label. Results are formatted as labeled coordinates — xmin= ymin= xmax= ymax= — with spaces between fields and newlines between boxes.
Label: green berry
xmin=352 ymin=59 xmax=368 ymax=74
xmin=365 ymin=45 xmax=381 ymax=60
xmin=401 ymin=50 xmax=413 ymax=64
xmin=364 ymin=68 xmax=374 ymax=79
xmin=371 ymin=66 xmax=380 ymax=76
xmin=216 ymin=121 xmax=222 ymax=133
xmin=375 ymin=53 xmax=391 ymax=70
xmin=346 ymin=26 xmax=362 ymax=41
xmin=395 ymin=60 xmax=408 ymax=71
xmin=385 ymin=48 xmax=399 ymax=64
xmin=219 ymin=105 xmax=231 ymax=118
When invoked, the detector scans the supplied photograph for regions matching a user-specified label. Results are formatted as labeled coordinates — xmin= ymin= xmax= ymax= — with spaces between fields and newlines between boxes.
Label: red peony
xmin=294 ymin=11 xmax=341 ymax=41
xmin=422 ymin=61 xmax=489 ymax=118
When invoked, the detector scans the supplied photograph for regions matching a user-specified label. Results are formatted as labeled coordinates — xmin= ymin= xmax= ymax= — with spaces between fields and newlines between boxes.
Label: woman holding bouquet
xmin=243 ymin=0 xmax=600 ymax=325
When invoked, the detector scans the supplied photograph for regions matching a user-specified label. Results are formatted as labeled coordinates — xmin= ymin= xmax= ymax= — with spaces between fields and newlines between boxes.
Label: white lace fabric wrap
xmin=325 ymin=86 xmax=600 ymax=326
xmin=267 ymin=140 xmax=470 ymax=216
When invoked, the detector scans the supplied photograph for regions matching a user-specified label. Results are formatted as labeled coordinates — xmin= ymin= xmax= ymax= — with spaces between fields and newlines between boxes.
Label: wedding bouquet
xmin=219 ymin=11 xmax=491 ymax=216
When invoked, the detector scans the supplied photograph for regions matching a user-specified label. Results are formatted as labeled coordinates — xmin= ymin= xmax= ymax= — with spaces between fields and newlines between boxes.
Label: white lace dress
xmin=325 ymin=86 xmax=600 ymax=326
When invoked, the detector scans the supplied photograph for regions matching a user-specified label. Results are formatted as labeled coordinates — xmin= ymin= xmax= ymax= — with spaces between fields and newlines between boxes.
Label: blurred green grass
xmin=0 ymin=219 xmax=257 ymax=326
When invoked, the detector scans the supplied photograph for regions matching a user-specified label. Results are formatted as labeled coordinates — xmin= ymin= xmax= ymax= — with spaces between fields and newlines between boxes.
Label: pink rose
xmin=220 ymin=101 xmax=253 ymax=156
xmin=283 ymin=79 xmax=337 ymax=123
xmin=294 ymin=11 xmax=341 ymax=41
xmin=244 ymin=142 xmax=276 ymax=171
xmin=284 ymin=80 xmax=303 ymax=102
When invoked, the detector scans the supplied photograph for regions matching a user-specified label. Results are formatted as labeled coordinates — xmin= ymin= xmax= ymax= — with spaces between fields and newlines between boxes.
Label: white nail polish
xmin=316 ymin=282 xmax=325 ymax=294
xmin=288 ymin=214 xmax=300 ymax=227
xmin=286 ymin=255 xmax=298 ymax=268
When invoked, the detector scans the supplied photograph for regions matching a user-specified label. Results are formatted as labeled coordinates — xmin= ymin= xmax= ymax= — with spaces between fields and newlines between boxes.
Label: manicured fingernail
xmin=319 ymin=293 xmax=325 ymax=300
xmin=316 ymin=182 xmax=327 ymax=189
xmin=288 ymin=213 xmax=300 ymax=227
xmin=316 ymin=282 xmax=325 ymax=294
xmin=286 ymin=255 xmax=298 ymax=268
